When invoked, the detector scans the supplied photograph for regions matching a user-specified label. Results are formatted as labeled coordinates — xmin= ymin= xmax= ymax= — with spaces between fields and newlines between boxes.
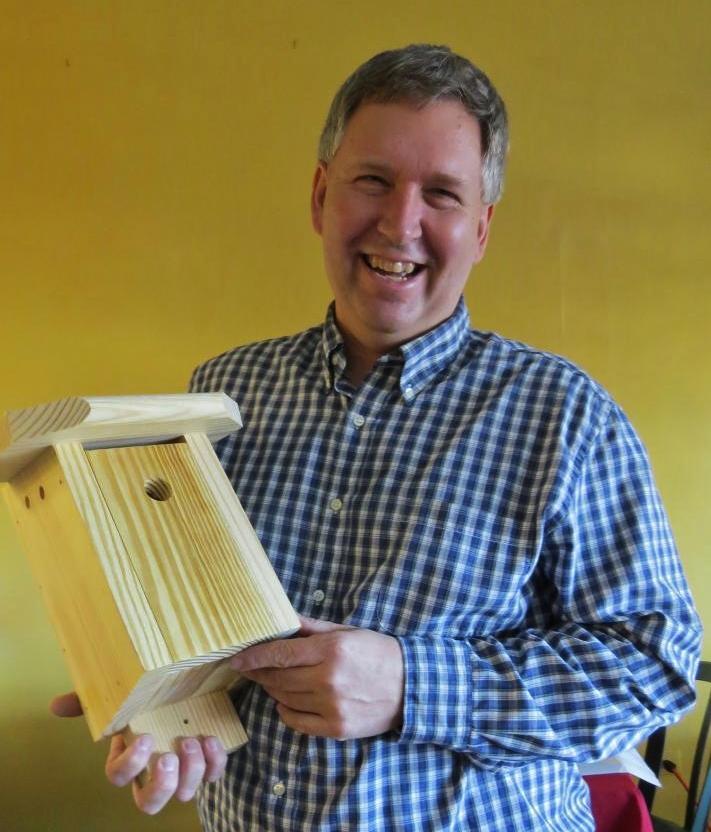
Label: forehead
xmin=334 ymin=99 xmax=483 ymax=182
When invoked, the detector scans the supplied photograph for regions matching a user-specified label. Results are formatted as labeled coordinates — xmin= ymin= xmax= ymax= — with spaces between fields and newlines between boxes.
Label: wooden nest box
xmin=0 ymin=394 xmax=299 ymax=755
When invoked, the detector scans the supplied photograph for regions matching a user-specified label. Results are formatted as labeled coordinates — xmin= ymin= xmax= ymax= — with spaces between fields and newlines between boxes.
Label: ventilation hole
xmin=144 ymin=478 xmax=172 ymax=502
xmin=183 ymin=718 xmax=189 ymax=725
xmin=24 ymin=496 xmax=30 ymax=509
xmin=39 ymin=486 xmax=45 ymax=500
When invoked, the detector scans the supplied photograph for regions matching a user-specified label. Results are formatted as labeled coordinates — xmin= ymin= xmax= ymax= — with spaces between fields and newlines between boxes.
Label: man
xmin=54 ymin=44 xmax=701 ymax=830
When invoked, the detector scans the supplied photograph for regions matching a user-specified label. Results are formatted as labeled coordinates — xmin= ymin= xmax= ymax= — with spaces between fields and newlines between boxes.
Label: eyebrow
xmin=345 ymin=160 xmax=392 ymax=177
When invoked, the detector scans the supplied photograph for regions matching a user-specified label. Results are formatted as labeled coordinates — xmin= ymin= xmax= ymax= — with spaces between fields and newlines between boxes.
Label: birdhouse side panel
xmin=3 ymin=447 xmax=147 ymax=741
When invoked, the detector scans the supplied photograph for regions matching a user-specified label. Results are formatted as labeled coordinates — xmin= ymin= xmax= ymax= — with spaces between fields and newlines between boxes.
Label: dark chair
xmin=640 ymin=660 xmax=711 ymax=832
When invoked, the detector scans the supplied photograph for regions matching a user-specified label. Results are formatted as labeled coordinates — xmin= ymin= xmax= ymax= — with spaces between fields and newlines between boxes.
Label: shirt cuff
xmin=396 ymin=635 xmax=473 ymax=749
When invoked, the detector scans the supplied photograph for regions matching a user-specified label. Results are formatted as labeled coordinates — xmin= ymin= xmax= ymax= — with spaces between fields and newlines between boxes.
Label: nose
xmin=376 ymin=185 xmax=423 ymax=245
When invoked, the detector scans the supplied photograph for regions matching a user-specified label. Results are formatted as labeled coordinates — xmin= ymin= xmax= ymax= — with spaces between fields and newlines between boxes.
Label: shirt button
xmin=272 ymin=781 xmax=286 ymax=797
xmin=352 ymin=414 xmax=365 ymax=428
xmin=329 ymin=497 xmax=343 ymax=512
xmin=403 ymin=386 xmax=414 ymax=400
xmin=312 ymin=589 xmax=325 ymax=604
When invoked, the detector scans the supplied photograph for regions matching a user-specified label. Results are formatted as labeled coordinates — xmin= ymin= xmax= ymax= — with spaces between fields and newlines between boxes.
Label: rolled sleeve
xmin=397 ymin=635 xmax=473 ymax=749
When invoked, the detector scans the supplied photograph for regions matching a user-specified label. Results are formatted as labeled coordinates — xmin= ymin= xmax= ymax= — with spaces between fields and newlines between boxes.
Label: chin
xmin=370 ymin=316 xmax=424 ymax=343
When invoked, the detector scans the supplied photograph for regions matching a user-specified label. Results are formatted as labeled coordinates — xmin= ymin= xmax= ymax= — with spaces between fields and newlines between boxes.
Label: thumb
xmin=50 ymin=691 xmax=83 ymax=718
xmin=297 ymin=615 xmax=355 ymax=636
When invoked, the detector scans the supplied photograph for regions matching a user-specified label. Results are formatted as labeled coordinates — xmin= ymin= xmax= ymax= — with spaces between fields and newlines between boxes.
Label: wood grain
xmin=3 ymin=447 xmax=148 ymax=740
xmin=184 ymin=432 xmax=301 ymax=634
xmin=54 ymin=441 xmax=172 ymax=672
xmin=107 ymin=656 xmax=241 ymax=736
xmin=86 ymin=441 xmax=299 ymax=663
xmin=3 ymin=395 xmax=299 ymax=751
xmin=0 ymin=394 xmax=242 ymax=481
xmin=124 ymin=689 xmax=248 ymax=756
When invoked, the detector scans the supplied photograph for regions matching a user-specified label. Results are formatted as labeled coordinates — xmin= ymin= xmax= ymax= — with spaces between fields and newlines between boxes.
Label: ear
xmin=473 ymin=204 xmax=495 ymax=264
xmin=310 ymin=162 xmax=328 ymax=235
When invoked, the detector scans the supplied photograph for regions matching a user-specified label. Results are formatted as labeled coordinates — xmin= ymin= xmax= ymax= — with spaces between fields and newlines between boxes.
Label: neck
xmin=333 ymin=318 xmax=398 ymax=387
xmin=342 ymin=339 xmax=384 ymax=387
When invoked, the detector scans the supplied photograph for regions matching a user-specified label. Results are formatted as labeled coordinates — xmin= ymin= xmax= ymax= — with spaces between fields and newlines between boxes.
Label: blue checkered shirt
xmin=191 ymin=299 xmax=700 ymax=831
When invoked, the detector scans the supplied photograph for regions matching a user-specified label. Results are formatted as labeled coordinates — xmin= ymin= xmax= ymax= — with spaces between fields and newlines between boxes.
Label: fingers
xmin=202 ymin=736 xmax=228 ymax=783
xmin=173 ymin=736 xmax=227 ymax=798
xmin=241 ymin=665 xmax=318 ymax=692
xmin=262 ymin=686 xmax=321 ymax=714
xmin=49 ymin=691 xmax=83 ymax=717
xmin=249 ymin=628 xmax=404 ymax=740
xmin=132 ymin=753 xmax=180 ymax=815
xmin=232 ymin=618 xmax=356 ymax=673
xmin=175 ymin=738 xmax=206 ymax=801
xmin=275 ymin=702 xmax=334 ymax=738
xmin=231 ymin=636 xmax=319 ymax=673
xmin=106 ymin=734 xmax=156 ymax=788
xmin=106 ymin=734 xmax=227 ymax=814
xmin=297 ymin=615 xmax=353 ymax=635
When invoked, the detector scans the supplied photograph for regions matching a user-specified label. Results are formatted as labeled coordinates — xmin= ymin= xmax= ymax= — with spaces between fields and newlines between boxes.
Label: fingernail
xmin=204 ymin=736 xmax=218 ymax=753
xmin=182 ymin=738 xmax=199 ymax=754
xmin=136 ymin=735 xmax=152 ymax=752
xmin=159 ymin=754 xmax=178 ymax=772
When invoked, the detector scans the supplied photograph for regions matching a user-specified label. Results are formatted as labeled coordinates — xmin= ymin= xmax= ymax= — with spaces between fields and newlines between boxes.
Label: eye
xmin=354 ymin=174 xmax=389 ymax=193
xmin=427 ymin=188 xmax=461 ymax=207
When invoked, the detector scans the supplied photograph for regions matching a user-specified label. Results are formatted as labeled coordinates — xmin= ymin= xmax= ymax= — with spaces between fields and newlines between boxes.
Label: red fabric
xmin=584 ymin=774 xmax=654 ymax=832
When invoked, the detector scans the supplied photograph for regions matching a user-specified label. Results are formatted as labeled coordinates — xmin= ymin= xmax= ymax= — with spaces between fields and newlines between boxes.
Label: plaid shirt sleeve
xmin=397 ymin=400 xmax=701 ymax=767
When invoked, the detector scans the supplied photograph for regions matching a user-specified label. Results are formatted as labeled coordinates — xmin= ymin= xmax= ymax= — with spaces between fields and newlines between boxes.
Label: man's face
xmin=311 ymin=99 xmax=493 ymax=354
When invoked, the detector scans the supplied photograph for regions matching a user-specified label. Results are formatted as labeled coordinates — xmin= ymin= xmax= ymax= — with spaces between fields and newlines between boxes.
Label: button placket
xmin=313 ymin=383 xmax=384 ymax=618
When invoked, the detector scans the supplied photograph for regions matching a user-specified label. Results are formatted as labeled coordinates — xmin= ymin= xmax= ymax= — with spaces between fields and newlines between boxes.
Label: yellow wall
xmin=1 ymin=2 xmax=708 ymax=829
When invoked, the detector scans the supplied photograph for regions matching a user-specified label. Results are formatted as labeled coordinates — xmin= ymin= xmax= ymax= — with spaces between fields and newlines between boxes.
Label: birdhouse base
xmin=122 ymin=688 xmax=248 ymax=755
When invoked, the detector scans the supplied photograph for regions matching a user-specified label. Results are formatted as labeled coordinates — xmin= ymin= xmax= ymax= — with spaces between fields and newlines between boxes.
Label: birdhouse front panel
xmin=85 ymin=440 xmax=273 ymax=663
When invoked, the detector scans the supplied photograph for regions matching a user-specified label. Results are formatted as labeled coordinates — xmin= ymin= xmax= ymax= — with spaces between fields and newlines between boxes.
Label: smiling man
xmin=55 ymin=44 xmax=700 ymax=831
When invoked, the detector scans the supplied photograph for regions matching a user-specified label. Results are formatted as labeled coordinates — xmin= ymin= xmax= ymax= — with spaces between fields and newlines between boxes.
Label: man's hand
xmin=230 ymin=616 xmax=404 ymax=740
xmin=50 ymin=692 xmax=227 ymax=814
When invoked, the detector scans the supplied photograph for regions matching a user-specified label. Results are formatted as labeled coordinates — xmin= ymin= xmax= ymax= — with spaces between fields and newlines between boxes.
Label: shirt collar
xmin=320 ymin=298 xmax=470 ymax=399
xmin=398 ymin=298 xmax=470 ymax=399
xmin=320 ymin=303 xmax=347 ymax=391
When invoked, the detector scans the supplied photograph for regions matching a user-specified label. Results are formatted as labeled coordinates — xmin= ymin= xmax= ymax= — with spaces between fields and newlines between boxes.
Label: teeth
xmin=366 ymin=255 xmax=417 ymax=276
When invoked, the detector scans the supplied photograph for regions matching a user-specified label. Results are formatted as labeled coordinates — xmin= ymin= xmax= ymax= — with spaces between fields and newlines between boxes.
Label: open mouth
xmin=361 ymin=253 xmax=425 ymax=283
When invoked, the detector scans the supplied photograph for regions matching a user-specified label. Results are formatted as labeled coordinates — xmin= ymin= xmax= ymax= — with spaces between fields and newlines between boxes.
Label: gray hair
xmin=317 ymin=44 xmax=508 ymax=204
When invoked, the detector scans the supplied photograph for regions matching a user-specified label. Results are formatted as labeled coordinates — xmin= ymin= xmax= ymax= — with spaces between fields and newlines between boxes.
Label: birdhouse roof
xmin=0 ymin=394 xmax=242 ymax=481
